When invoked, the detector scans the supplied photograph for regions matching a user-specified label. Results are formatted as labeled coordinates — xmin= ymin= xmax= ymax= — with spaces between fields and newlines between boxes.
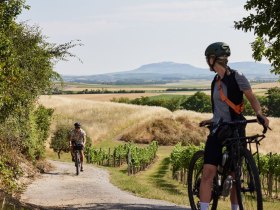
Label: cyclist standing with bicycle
xmin=69 ymin=122 xmax=86 ymax=172
xmin=199 ymin=42 xmax=269 ymax=210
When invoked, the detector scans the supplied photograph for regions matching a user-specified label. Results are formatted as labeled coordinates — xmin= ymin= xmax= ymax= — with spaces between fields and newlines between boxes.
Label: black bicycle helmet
xmin=74 ymin=122 xmax=81 ymax=128
xmin=205 ymin=42 xmax=231 ymax=58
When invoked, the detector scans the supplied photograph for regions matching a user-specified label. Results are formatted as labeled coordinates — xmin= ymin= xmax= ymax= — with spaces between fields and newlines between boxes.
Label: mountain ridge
xmin=62 ymin=61 xmax=277 ymax=84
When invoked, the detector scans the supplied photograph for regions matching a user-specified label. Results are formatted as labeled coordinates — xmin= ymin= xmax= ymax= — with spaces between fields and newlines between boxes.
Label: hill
xmin=62 ymin=61 xmax=278 ymax=84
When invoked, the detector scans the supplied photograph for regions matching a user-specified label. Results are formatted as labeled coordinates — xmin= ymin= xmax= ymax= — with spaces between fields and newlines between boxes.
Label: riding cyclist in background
xmin=198 ymin=42 xmax=269 ymax=210
xmin=69 ymin=122 xmax=86 ymax=171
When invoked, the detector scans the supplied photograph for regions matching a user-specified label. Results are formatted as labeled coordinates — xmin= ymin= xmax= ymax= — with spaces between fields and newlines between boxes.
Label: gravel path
xmin=20 ymin=160 xmax=190 ymax=210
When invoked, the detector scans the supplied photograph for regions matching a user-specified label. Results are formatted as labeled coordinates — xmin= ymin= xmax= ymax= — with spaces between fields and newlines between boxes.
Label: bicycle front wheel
xmin=75 ymin=152 xmax=80 ymax=175
xmin=187 ymin=150 xmax=218 ymax=210
xmin=235 ymin=148 xmax=263 ymax=210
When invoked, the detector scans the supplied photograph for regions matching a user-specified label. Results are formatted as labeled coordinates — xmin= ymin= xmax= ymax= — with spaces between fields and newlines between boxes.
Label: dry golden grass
xmin=246 ymin=116 xmax=280 ymax=154
xmin=39 ymin=95 xmax=172 ymax=144
xmin=118 ymin=114 xmax=208 ymax=145
xmin=40 ymin=95 xmax=279 ymax=154
xmin=251 ymin=82 xmax=280 ymax=89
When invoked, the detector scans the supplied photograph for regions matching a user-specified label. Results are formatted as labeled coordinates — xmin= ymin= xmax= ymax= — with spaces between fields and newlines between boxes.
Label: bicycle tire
xmin=187 ymin=150 xmax=218 ymax=210
xmin=235 ymin=148 xmax=263 ymax=210
xmin=75 ymin=151 xmax=80 ymax=175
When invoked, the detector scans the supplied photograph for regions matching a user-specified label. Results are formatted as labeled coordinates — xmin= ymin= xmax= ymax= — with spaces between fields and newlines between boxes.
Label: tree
xmin=266 ymin=87 xmax=280 ymax=117
xmin=0 ymin=0 xmax=82 ymax=121
xmin=50 ymin=125 xmax=71 ymax=159
xmin=181 ymin=92 xmax=211 ymax=113
xmin=234 ymin=0 xmax=280 ymax=75
xmin=0 ymin=0 xmax=82 ymax=158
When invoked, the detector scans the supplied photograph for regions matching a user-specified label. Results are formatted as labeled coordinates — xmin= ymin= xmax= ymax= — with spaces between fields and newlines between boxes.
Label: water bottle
xmin=221 ymin=151 xmax=229 ymax=166
xmin=217 ymin=174 xmax=222 ymax=186
xmin=221 ymin=175 xmax=233 ymax=197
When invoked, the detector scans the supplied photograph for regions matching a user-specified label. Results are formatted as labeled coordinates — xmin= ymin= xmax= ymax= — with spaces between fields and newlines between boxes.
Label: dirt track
xmin=20 ymin=160 xmax=190 ymax=210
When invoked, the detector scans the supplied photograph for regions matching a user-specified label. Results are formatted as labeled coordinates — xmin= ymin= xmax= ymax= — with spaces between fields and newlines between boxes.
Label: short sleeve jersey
xmin=69 ymin=128 xmax=86 ymax=144
xmin=212 ymin=71 xmax=251 ymax=123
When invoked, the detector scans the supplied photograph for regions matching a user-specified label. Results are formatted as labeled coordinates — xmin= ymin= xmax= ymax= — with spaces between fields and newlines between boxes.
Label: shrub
xmin=50 ymin=124 xmax=72 ymax=159
xmin=266 ymin=87 xmax=280 ymax=117
xmin=181 ymin=91 xmax=211 ymax=113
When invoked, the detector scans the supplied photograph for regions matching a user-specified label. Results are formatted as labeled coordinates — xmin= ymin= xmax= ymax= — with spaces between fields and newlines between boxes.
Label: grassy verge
xmin=107 ymin=146 xmax=188 ymax=205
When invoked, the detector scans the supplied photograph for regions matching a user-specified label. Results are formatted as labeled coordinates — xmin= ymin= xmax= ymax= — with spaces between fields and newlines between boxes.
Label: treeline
xmin=111 ymin=95 xmax=188 ymax=111
xmin=166 ymin=88 xmax=210 ymax=91
xmin=112 ymin=87 xmax=280 ymax=117
xmin=0 ymin=1 xmax=78 ymax=192
xmin=51 ymin=88 xmax=145 ymax=95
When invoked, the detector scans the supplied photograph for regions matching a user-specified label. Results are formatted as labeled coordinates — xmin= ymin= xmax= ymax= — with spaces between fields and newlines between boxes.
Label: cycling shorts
xmin=71 ymin=141 xmax=84 ymax=150
xmin=203 ymin=133 xmax=223 ymax=166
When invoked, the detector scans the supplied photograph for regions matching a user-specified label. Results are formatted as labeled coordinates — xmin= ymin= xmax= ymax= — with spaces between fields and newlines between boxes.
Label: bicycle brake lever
xmin=211 ymin=125 xmax=219 ymax=136
xmin=262 ymin=124 xmax=273 ymax=133
xmin=262 ymin=126 xmax=267 ymax=134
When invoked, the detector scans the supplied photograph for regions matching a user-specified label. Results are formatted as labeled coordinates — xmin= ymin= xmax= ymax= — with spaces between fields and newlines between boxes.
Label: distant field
xmin=49 ymin=93 xmax=162 ymax=102
xmin=60 ymin=80 xmax=211 ymax=91
xmin=59 ymin=80 xmax=279 ymax=95
xmin=251 ymin=82 xmax=280 ymax=89
xmin=49 ymin=80 xmax=280 ymax=103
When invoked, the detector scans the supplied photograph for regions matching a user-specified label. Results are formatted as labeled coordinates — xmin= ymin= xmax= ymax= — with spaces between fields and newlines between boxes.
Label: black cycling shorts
xmin=71 ymin=141 xmax=84 ymax=150
xmin=203 ymin=133 xmax=223 ymax=166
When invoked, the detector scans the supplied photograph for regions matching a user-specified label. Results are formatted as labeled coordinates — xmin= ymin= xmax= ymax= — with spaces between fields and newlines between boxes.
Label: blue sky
xmin=18 ymin=0 xmax=260 ymax=76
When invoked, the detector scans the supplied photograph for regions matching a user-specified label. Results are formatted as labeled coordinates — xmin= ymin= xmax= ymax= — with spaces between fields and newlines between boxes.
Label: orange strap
xmin=217 ymin=78 xmax=244 ymax=114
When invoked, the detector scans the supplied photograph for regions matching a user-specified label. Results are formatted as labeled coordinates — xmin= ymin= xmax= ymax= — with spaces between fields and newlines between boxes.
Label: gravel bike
xmin=187 ymin=118 xmax=269 ymax=210
xmin=73 ymin=144 xmax=83 ymax=175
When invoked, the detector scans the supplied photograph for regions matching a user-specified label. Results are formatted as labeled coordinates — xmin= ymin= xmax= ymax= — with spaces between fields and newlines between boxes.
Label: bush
xmin=266 ymin=87 xmax=280 ymax=117
xmin=181 ymin=91 xmax=211 ymax=113
xmin=50 ymin=124 xmax=72 ymax=159
xmin=0 ymin=105 xmax=53 ymax=161
xmin=129 ymin=95 xmax=186 ymax=111
xmin=243 ymin=95 xmax=267 ymax=116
